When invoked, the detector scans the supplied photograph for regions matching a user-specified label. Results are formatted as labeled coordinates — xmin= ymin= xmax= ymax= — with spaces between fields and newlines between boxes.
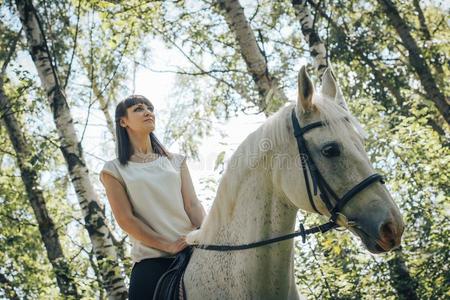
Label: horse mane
xmin=187 ymin=95 xmax=365 ymax=245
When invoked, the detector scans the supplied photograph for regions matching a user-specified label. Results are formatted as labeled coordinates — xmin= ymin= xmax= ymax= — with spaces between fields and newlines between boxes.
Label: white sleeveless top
xmin=99 ymin=153 xmax=195 ymax=262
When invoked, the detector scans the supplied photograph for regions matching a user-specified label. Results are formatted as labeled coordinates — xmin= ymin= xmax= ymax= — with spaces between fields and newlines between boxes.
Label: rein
xmin=193 ymin=108 xmax=384 ymax=251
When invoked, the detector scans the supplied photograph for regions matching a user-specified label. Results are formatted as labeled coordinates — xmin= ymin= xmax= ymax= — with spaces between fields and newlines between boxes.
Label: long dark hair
xmin=115 ymin=95 xmax=170 ymax=165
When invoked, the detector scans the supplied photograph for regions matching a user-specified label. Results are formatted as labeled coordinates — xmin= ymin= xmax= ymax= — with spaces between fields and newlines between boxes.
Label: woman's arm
xmin=180 ymin=160 xmax=206 ymax=228
xmin=101 ymin=173 xmax=187 ymax=254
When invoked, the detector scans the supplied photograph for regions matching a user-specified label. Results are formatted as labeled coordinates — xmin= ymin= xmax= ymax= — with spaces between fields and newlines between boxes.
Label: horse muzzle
xmin=349 ymin=214 xmax=404 ymax=254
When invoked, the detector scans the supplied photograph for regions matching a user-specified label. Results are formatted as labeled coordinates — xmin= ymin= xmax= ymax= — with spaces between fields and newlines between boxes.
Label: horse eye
xmin=321 ymin=142 xmax=341 ymax=157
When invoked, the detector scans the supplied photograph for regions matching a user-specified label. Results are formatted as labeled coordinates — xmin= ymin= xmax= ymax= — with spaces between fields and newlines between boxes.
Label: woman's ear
xmin=119 ymin=117 xmax=127 ymax=128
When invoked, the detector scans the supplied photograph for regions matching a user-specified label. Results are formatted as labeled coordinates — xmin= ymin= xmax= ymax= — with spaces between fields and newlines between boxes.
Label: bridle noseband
xmin=193 ymin=108 xmax=385 ymax=251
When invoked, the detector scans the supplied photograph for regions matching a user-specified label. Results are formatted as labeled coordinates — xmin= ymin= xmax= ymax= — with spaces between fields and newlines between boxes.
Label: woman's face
xmin=120 ymin=102 xmax=155 ymax=134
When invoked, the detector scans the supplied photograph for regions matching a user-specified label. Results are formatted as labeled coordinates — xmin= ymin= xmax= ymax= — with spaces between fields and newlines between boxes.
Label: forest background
xmin=0 ymin=0 xmax=448 ymax=299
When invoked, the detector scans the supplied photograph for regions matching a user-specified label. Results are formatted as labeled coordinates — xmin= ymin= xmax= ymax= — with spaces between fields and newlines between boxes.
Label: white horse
xmin=184 ymin=66 xmax=404 ymax=299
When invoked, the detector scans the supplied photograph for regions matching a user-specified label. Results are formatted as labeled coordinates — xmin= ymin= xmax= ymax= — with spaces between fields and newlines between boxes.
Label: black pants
xmin=129 ymin=257 xmax=175 ymax=300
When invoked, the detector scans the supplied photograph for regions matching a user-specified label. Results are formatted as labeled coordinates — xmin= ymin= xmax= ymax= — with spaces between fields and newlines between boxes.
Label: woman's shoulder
xmin=166 ymin=152 xmax=186 ymax=171
xmin=103 ymin=158 xmax=120 ymax=168
xmin=99 ymin=158 xmax=125 ymax=186
xmin=167 ymin=152 xmax=185 ymax=160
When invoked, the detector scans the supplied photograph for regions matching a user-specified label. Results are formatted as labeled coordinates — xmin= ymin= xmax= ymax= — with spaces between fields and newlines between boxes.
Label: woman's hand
xmin=165 ymin=236 xmax=188 ymax=255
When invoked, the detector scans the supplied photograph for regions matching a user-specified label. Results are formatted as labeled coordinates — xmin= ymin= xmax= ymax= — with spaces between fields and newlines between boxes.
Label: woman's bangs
xmin=124 ymin=95 xmax=152 ymax=109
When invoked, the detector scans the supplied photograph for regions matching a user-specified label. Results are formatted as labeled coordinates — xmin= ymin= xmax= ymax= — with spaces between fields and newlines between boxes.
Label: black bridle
xmin=290 ymin=109 xmax=385 ymax=220
xmin=193 ymin=108 xmax=384 ymax=251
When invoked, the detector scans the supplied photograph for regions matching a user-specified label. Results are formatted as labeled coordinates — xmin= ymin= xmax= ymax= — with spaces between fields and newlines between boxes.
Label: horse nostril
xmin=381 ymin=221 xmax=394 ymax=235
xmin=380 ymin=221 xmax=397 ymax=247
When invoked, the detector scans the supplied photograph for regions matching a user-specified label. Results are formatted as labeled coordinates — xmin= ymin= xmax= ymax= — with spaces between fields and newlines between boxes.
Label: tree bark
xmin=216 ymin=0 xmax=288 ymax=115
xmin=412 ymin=0 xmax=445 ymax=81
xmin=291 ymin=0 xmax=328 ymax=78
xmin=387 ymin=248 xmax=419 ymax=300
xmin=0 ymin=77 xmax=79 ymax=298
xmin=378 ymin=0 xmax=449 ymax=125
xmin=412 ymin=0 xmax=431 ymax=41
xmin=14 ymin=0 xmax=127 ymax=298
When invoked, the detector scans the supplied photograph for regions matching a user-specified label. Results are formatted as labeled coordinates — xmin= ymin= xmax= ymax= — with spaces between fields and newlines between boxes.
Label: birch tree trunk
xmin=378 ymin=0 xmax=449 ymax=126
xmin=291 ymin=0 xmax=328 ymax=78
xmin=0 ymin=77 xmax=79 ymax=298
xmin=216 ymin=0 xmax=288 ymax=115
xmin=14 ymin=0 xmax=127 ymax=298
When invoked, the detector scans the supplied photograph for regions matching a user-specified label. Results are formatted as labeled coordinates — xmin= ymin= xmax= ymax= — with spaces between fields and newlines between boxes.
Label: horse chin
xmin=349 ymin=227 xmax=390 ymax=254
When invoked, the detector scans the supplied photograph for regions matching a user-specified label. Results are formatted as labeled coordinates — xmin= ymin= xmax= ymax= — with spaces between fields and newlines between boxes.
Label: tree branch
xmin=378 ymin=0 xmax=449 ymax=125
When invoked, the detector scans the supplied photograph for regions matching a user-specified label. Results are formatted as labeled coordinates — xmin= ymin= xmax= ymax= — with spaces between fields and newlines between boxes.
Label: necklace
xmin=130 ymin=151 xmax=160 ymax=163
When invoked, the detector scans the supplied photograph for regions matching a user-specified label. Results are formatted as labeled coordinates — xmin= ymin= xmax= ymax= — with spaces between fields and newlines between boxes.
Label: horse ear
xmin=322 ymin=66 xmax=350 ymax=111
xmin=336 ymin=86 xmax=350 ymax=111
xmin=321 ymin=68 xmax=337 ymax=99
xmin=298 ymin=66 xmax=314 ymax=112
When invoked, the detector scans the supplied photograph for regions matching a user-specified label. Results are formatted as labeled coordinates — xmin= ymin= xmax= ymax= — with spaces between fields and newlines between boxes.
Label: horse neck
xmin=231 ymin=163 xmax=297 ymax=245
xmin=197 ymin=152 xmax=298 ymax=247
xmin=185 ymin=116 xmax=302 ymax=298
xmin=187 ymin=153 xmax=300 ymax=297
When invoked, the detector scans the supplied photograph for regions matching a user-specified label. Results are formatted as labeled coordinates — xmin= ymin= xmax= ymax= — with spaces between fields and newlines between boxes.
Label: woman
xmin=99 ymin=95 xmax=206 ymax=299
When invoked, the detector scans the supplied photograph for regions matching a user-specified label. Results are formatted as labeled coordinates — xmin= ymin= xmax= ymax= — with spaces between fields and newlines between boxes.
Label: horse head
xmin=277 ymin=66 xmax=404 ymax=253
